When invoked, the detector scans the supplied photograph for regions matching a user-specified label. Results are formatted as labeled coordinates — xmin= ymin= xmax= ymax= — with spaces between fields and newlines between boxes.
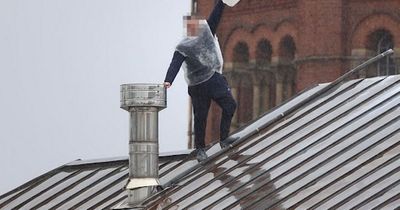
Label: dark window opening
xmin=256 ymin=39 xmax=272 ymax=66
xmin=233 ymin=41 xmax=250 ymax=64
xmin=279 ymin=35 xmax=296 ymax=61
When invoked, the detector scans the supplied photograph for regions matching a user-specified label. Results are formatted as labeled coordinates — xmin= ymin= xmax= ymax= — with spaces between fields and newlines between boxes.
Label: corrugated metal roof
xmin=0 ymin=152 xmax=195 ymax=210
xmin=141 ymin=75 xmax=400 ymax=209
xmin=1 ymin=75 xmax=399 ymax=210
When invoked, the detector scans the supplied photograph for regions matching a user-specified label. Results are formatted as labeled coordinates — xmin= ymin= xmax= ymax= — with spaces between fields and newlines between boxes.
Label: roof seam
xmin=48 ymin=166 xmax=126 ymax=210
xmin=350 ymin=176 xmax=400 ymax=210
xmin=70 ymin=173 xmax=128 ymax=210
xmin=371 ymin=191 xmax=400 ymax=210
xmin=7 ymin=170 xmax=82 ymax=210
xmin=157 ymin=78 xmax=368 ymax=203
xmin=214 ymin=103 xmax=400 ymax=209
xmin=166 ymin=79 xmax=399 ymax=209
xmin=288 ymin=138 xmax=400 ymax=208
xmin=245 ymin=125 xmax=400 ymax=210
xmin=330 ymin=163 xmax=400 ymax=210
xmin=30 ymin=168 xmax=103 ymax=209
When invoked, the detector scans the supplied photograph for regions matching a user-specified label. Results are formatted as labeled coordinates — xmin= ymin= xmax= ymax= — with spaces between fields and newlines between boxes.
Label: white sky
xmin=0 ymin=0 xmax=190 ymax=194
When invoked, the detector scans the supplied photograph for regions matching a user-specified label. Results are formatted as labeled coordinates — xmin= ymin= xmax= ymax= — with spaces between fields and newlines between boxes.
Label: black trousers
xmin=188 ymin=72 xmax=237 ymax=149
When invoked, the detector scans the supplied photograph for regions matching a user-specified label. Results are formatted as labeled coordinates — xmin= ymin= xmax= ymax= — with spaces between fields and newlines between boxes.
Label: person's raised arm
xmin=207 ymin=0 xmax=241 ymax=35
xmin=207 ymin=0 xmax=225 ymax=36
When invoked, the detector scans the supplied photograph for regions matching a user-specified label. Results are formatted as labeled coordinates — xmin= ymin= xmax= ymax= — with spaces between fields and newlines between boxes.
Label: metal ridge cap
xmin=227 ymin=83 xmax=324 ymax=137
xmin=65 ymin=157 xmax=128 ymax=166
xmin=65 ymin=150 xmax=193 ymax=167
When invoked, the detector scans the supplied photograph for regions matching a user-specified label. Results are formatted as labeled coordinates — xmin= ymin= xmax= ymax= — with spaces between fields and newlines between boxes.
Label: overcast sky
xmin=0 ymin=0 xmax=190 ymax=194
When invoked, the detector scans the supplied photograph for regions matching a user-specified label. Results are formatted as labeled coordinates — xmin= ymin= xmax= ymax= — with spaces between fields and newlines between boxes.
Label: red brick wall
xmin=193 ymin=0 xmax=400 ymax=145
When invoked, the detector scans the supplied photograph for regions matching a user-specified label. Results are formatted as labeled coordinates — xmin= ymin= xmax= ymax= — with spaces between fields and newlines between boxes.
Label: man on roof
xmin=164 ymin=0 xmax=240 ymax=161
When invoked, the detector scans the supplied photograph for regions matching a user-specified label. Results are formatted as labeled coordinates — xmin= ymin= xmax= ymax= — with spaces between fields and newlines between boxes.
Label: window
xmin=278 ymin=35 xmax=296 ymax=101
xmin=256 ymin=39 xmax=272 ymax=66
xmin=366 ymin=29 xmax=396 ymax=77
xmin=279 ymin=35 xmax=296 ymax=61
xmin=233 ymin=41 xmax=250 ymax=64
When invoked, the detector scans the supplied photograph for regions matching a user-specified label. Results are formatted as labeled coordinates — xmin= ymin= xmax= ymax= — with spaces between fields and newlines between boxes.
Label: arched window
xmin=277 ymin=35 xmax=296 ymax=102
xmin=237 ymin=75 xmax=253 ymax=126
xmin=256 ymin=39 xmax=272 ymax=66
xmin=260 ymin=73 xmax=276 ymax=113
xmin=279 ymin=35 xmax=296 ymax=61
xmin=233 ymin=41 xmax=250 ymax=64
xmin=366 ymin=29 xmax=396 ymax=77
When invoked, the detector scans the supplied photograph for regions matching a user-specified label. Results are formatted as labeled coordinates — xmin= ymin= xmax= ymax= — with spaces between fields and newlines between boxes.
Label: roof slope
xmin=0 ymin=153 xmax=196 ymax=210
xmin=1 ymin=75 xmax=399 ymax=210
xmin=142 ymin=75 xmax=400 ymax=209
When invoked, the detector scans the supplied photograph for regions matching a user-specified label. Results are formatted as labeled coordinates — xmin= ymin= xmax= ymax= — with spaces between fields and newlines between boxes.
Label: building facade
xmin=189 ymin=0 xmax=400 ymax=145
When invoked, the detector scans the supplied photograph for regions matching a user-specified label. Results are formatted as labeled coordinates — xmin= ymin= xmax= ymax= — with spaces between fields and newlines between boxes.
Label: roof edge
xmin=66 ymin=150 xmax=192 ymax=166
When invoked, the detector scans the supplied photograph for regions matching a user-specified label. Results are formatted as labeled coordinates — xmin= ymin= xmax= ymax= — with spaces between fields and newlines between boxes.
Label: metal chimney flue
xmin=120 ymin=83 xmax=166 ymax=207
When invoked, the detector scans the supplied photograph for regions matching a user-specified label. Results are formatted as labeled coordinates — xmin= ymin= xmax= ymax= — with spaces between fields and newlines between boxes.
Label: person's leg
xmin=210 ymin=73 xmax=237 ymax=146
xmin=214 ymin=94 xmax=237 ymax=141
xmin=189 ymin=88 xmax=212 ymax=150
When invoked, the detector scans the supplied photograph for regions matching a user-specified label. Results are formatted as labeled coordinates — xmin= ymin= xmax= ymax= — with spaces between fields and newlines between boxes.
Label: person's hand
xmin=222 ymin=0 xmax=240 ymax=7
xmin=163 ymin=82 xmax=171 ymax=89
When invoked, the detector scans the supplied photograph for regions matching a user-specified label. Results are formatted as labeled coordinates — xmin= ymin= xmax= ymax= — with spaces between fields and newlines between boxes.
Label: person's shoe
xmin=195 ymin=148 xmax=208 ymax=162
xmin=220 ymin=140 xmax=230 ymax=149
xmin=220 ymin=136 xmax=239 ymax=149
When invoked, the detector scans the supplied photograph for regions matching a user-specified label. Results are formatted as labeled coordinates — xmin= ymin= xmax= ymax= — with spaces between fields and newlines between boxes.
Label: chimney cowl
xmin=120 ymin=83 xmax=166 ymax=111
xmin=118 ymin=83 xmax=167 ymax=208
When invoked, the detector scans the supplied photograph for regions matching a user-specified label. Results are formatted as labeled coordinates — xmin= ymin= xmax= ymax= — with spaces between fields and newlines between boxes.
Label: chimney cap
xmin=120 ymin=84 xmax=167 ymax=111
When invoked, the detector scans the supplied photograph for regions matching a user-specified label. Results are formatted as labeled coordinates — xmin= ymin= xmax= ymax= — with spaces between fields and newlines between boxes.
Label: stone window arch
xmin=366 ymin=29 xmax=397 ymax=77
xmin=256 ymin=39 xmax=273 ymax=66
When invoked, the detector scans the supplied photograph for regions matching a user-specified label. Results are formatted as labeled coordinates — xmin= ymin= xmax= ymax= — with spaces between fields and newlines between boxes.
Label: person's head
xmin=183 ymin=15 xmax=202 ymax=37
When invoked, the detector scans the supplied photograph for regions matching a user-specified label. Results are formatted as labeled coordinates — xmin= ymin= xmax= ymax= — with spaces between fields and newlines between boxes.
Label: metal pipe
xmin=120 ymin=84 xmax=166 ymax=207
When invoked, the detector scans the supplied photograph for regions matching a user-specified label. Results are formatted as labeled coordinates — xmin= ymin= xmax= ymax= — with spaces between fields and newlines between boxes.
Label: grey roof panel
xmin=370 ymin=188 xmax=400 ymax=210
xmin=142 ymin=75 xmax=400 ymax=210
xmin=36 ymin=167 xmax=120 ymax=209
xmin=225 ymin=82 xmax=329 ymax=142
xmin=0 ymin=152 xmax=192 ymax=209
xmin=338 ymin=169 xmax=400 ymax=210
xmin=18 ymin=169 xmax=96 ymax=209
xmin=1 ymin=171 xmax=76 ymax=209
xmin=286 ymin=145 xmax=400 ymax=209
xmin=95 ymin=192 xmax=126 ymax=210
xmin=246 ymin=125 xmax=400 ymax=210
xmin=0 ymin=187 xmax=24 ymax=205
xmin=159 ymin=160 xmax=198 ymax=184
xmin=74 ymin=176 xmax=127 ymax=210
xmin=54 ymin=166 xmax=127 ymax=209
xmin=1 ymin=76 xmax=399 ymax=210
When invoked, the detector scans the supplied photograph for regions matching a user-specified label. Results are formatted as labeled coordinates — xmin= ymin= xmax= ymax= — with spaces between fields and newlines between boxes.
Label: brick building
xmin=188 ymin=0 xmax=400 ymax=146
